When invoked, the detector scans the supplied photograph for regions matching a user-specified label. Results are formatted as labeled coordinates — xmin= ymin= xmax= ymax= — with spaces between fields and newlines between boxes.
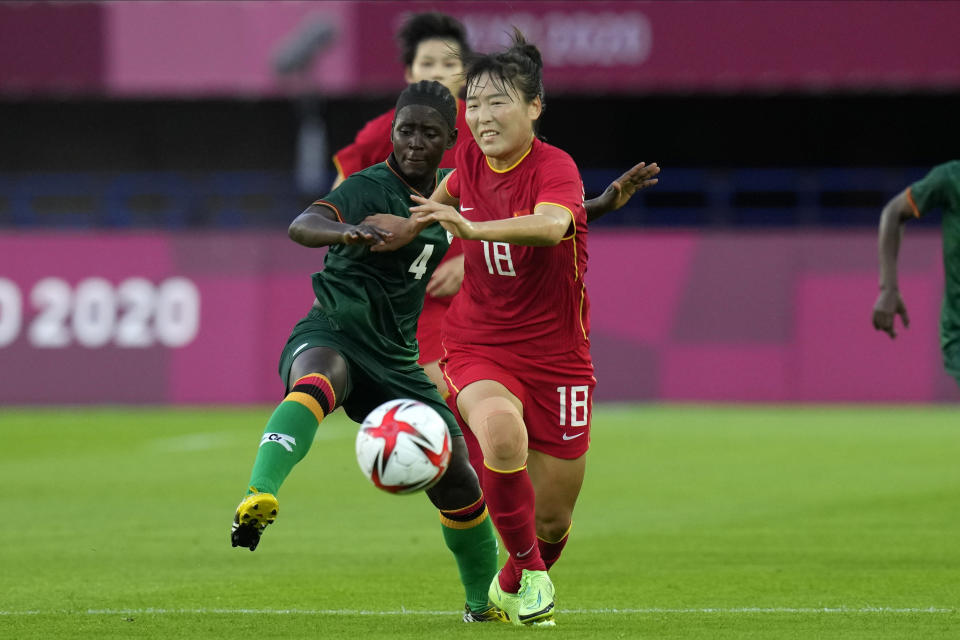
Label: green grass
xmin=3 ymin=405 xmax=959 ymax=638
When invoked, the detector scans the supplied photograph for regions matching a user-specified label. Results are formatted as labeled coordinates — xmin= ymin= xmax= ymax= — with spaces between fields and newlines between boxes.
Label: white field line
xmin=0 ymin=606 xmax=955 ymax=616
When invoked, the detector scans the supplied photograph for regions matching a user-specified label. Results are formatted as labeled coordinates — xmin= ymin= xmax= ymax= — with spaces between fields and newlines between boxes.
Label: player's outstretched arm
xmin=411 ymin=195 xmax=568 ymax=246
xmin=288 ymin=204 xmax=393 ymax=248
xmin=408 ymin=196 xmax=475 ymax=239
xmin=368 ymin=172 xmax=461 ymax=253
xmin=584 ymin=161 xmax=660 ymax=223
xmin=872 ymin=189 xmax=914 ymax=339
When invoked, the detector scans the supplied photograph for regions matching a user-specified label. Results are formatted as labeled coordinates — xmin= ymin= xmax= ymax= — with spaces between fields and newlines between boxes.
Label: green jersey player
xmin=873 ymin=160 xmax=960 ymax=382
xmin=229 ymin=81 xmax=504 ymax=623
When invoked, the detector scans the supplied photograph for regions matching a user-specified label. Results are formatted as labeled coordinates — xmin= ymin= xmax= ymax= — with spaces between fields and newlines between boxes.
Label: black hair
xmin=394 ymin=80 xmax=458 ymax=131
xmin=397 ymin=12 xmax=471 ymax=67
xmin=464 ymin=29 xmax=545 ymax=126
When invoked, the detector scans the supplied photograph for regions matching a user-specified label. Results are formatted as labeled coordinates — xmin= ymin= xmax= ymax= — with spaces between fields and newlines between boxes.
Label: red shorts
xmin=416 ymin=296 xmax=450 ymax=365
xmin=440 ymin=341 xmax=595 ymax=459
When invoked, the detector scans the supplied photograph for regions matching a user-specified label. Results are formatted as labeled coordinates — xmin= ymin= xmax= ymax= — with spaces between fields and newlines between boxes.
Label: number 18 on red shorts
xmin=441 ymin=341 xmax=596 ymax=459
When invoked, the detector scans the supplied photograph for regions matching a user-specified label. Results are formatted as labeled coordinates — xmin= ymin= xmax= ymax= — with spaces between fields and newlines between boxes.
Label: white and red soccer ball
xmin=356 ymin=399 xmax=451 ymax=494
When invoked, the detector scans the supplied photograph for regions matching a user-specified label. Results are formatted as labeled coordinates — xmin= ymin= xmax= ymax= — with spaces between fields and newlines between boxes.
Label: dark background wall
xmin=3 ymin=92 xmax=959 ymax=173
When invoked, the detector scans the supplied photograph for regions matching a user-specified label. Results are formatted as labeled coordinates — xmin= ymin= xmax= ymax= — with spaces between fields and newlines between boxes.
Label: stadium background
xmin=2 ymin=0 xmax=960 ymax=404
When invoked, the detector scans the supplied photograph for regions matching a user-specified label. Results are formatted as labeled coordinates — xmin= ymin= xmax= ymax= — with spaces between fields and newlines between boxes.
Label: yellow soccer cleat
xmin=230 ymin=491 xmax=279 ymax=551
xmin=462 ymin=603 xmax=509 ymax=623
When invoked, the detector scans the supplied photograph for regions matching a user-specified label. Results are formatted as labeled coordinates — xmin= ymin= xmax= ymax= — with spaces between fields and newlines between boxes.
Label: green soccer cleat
xmin=462 ymin=603 xmax=509 ymax=623
xmin=230 ymin=491 xmax=279 ymax=551
xmin=517 ymin=569 xmax=556 ymax=626
xmin=488 ymin=571 xmax=522 ymax=624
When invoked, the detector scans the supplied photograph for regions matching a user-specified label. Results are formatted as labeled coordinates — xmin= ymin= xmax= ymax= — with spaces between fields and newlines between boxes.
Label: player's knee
xmin=471 ymin=396 xmax=526 ymax=463
xmin=536 ymin=512 xmax=572 ymax=543
xmin=427 ymin=437 xmax=481 ymax=508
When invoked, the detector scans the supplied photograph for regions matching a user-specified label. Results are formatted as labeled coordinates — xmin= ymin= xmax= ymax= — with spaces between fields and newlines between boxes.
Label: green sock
xmin=440 ymin=501 xmax=500 ymax=612
xmin=246 ymin=397 xmax=321 ymax=496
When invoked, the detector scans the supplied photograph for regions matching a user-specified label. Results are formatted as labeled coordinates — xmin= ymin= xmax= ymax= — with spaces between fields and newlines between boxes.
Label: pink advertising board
xmin=2 ymin=1 xmax=959 ymax=96
xmin=0 ymin=230 xmax=955 ymax=405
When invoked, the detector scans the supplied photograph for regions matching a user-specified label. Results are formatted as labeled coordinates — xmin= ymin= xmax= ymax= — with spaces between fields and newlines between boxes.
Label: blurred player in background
xmin=332 ymin=12 xmax=469 ymax=186
xmin=873 ymin=160 xmax=960 ymax=384
xmin=230 ymin=81 xmax=505 ymax=623
xmin=334 ymin=12 xmax=659 ymax=401
xmin=402 ymin=31 xmax=600 ymax=626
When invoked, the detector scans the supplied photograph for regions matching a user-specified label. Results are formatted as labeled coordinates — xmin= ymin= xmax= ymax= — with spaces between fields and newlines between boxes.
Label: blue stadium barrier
xmin=0 ymin=167 xmax=935 ymax=229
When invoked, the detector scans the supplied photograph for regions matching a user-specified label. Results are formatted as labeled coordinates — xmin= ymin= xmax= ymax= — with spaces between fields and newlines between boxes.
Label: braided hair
xmin=394 ymin=80 xmax=458 ymax=131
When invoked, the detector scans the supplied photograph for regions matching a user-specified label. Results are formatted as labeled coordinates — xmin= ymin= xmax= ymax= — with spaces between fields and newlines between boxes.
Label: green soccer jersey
xmin=310 ymin=162 xmax=452 ymax=364
xmin=910 ymin=160 xmax=960 ymax=353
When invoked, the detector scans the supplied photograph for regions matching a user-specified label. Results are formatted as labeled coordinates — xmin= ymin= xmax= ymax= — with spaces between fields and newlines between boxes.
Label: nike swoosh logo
xmin=562 ymin=432 xmax=585 ymax=441
xmin=291 ymin=342 xmax=310 ymax=357
xmin=460 ymin=206 xmax=474 ymax=212
xmin=516 ymin=542 xmax=536 ymax=558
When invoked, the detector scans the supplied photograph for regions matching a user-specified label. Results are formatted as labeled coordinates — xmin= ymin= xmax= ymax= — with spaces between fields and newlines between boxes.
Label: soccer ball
xmin=356 ymin=399 xmax=451 ymax=494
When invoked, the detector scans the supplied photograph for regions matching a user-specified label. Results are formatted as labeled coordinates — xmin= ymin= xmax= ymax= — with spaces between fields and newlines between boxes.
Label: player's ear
xmin=446 ymin=126 xmax=458 ymax=150
xmin=526 ymin=96 xmax=543 ymax=121
xmin=403 ymin=67 xmax=415 ymax=84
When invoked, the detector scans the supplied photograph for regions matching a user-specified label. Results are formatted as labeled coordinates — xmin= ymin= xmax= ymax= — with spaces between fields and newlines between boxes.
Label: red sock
xmin=482 ymin=464 xmax=545 ymax=573
xmin=499 ymin=527 xmax=571 ymax=593
xmin=498 ymin=555 xmax=523 ymax=593
xmin=539 ymin=527 xmax=570 ymax=570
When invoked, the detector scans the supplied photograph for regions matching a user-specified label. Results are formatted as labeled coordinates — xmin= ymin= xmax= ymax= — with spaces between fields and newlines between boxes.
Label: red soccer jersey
xmin=443 ymin=137 xmax=590 ymax=356
xmin=332 ymin=98 xmax=468 ymax=178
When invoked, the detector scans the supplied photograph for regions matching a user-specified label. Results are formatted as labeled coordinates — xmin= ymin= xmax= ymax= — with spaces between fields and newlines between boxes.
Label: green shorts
xmin=278 ymin=307 xmax=461 ymax=437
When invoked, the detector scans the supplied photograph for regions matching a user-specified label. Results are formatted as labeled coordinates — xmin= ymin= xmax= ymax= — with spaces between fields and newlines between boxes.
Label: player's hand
xmin=426 ymin=254 xmax=465 ymax=298
xmin=596 ymin=162 xmax=660 ymax=212
xmin=872 ymin=288 xmax=910 ymax=339
xmin=362 ymin=214 xmax=416 ymax=252
xmin=410 ymin=195 xmax=476 ymax=239
xmin=341 ymin=223 xmax=393 ymax=246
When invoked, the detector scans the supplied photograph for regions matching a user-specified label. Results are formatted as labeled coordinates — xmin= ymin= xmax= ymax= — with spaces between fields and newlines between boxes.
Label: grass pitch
xmin=3 ymin=405 xmax=958 ymax=638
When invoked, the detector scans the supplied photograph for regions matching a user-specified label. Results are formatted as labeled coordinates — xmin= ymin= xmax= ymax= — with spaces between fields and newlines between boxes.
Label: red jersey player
xmin=332 ymin=13 xmax=659 ymax=402
xmin=406 ymin=31 xmax=600 ymax=627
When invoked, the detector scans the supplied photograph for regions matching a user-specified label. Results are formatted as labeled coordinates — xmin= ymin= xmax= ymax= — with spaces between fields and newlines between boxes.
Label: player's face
xmin=391 ymin=105 xmax=453 ymax=182
xmin=465 ymin=72 xmax=542 ymax=166
xmin=404 ymin=38 xmax=464 ymax=97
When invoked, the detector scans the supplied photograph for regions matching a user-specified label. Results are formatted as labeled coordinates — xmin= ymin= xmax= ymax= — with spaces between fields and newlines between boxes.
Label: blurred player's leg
xmin=421 ymin=359 xmax=449 ymax=398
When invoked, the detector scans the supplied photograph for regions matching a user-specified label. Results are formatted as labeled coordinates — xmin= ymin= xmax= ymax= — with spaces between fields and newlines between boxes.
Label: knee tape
xmin=471 ymin=396 xmax=525 ymax=458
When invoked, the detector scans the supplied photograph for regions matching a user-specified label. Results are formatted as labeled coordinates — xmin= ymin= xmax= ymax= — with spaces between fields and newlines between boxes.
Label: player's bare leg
xmin=421 ymin=359 xmax=449 ymax=398
xmin=527 ymin=449 xmax=586 ymax=566
xmin=459 ymin=380 xmax=555 ymax=625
